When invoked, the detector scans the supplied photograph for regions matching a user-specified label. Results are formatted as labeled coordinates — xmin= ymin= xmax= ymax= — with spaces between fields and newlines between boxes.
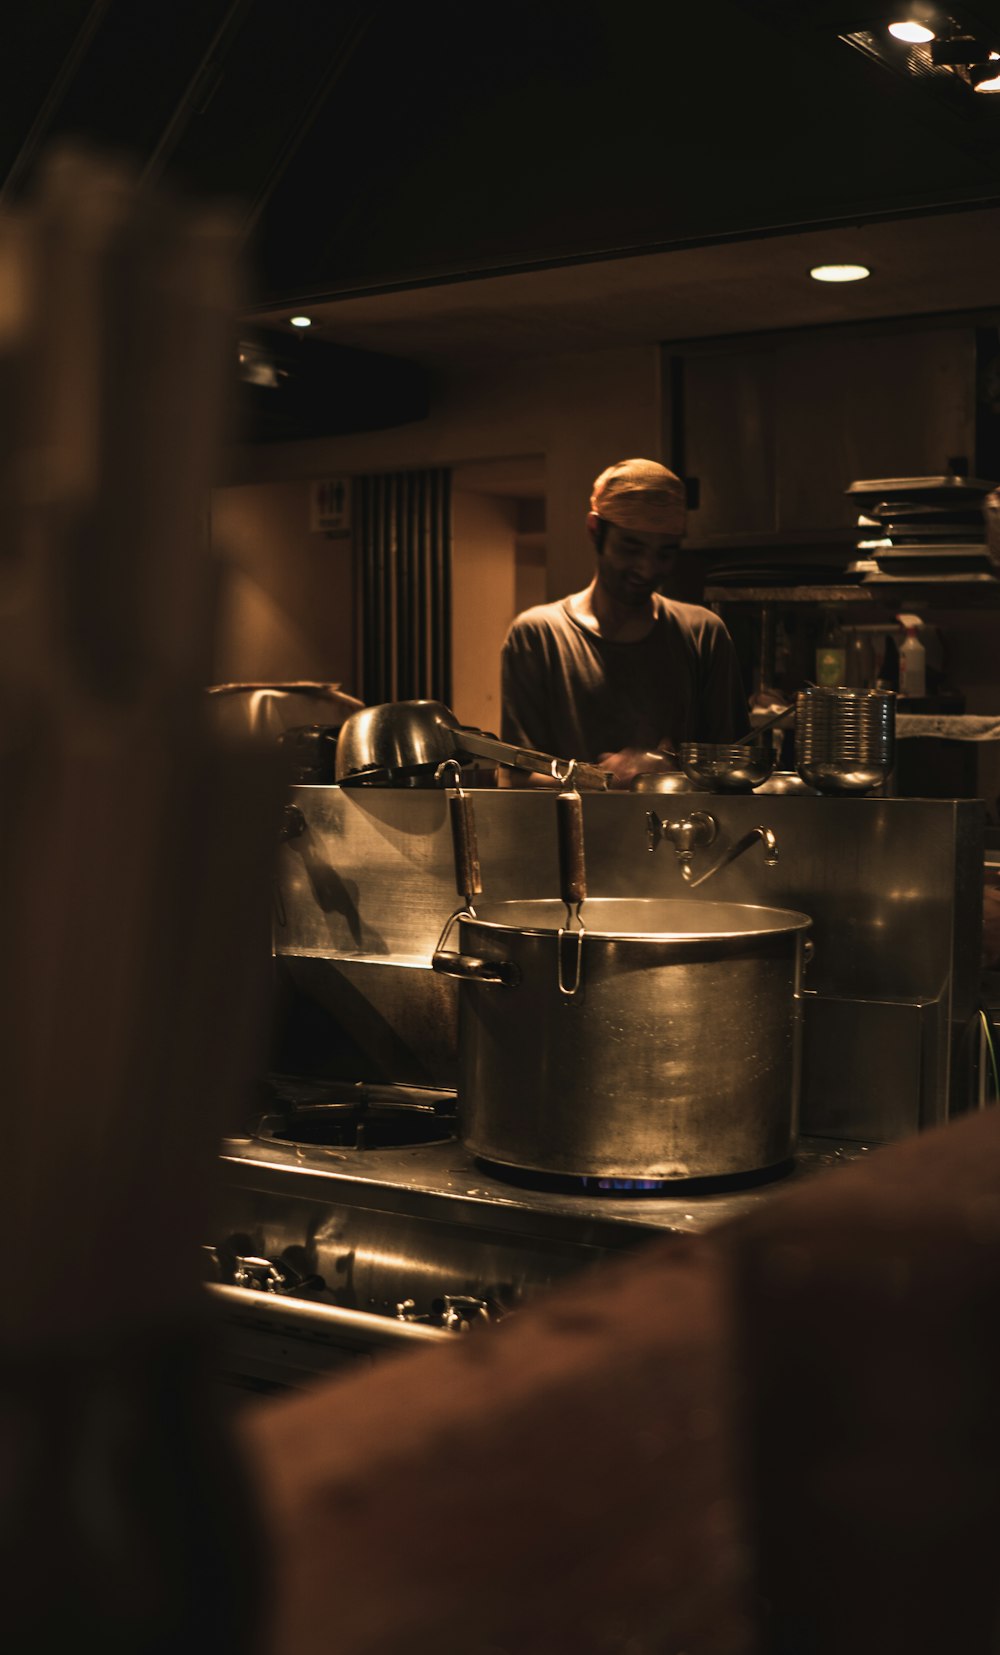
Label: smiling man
xmin=500 ymin=457 xmax=749 ymax=787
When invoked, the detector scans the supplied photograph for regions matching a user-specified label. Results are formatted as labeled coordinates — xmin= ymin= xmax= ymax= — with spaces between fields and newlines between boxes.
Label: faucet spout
xmin=685 ymin=824 xmax=778 ymax=890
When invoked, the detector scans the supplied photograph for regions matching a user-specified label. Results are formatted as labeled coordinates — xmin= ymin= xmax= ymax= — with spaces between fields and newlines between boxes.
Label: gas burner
xmin=474 ymin=1155 xmax=796 ymax=1196
xmin=255 ymin=1076 xmax=457 ymax=1151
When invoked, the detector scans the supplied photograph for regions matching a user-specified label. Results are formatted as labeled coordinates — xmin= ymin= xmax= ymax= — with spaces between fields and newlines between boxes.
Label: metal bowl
xmin=679 ymin=740 xmax=776 ymax=793
xmin=753 ymin=769 xmax=819 ymax=795
xmin=796 ymin=759 xmax=893 ymax=796
xmin=630 ymin=770 xmax=695 ymax=794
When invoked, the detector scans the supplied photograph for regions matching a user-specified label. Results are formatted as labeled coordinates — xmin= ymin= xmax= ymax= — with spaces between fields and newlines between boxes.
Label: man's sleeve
xmin=696 ymin=616 xmax=750 ymax=742
xmin=500 ymin=620 xmax=553 ymax=750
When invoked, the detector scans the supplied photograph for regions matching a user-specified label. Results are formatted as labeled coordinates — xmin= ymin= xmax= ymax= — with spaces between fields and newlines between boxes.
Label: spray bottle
xmin=897 ymin=612 xmax=926 ymax=700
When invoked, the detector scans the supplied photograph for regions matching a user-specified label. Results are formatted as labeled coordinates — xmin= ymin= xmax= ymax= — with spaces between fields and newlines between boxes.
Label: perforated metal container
xmin=795 ymin=687 xmax=896 ymax=795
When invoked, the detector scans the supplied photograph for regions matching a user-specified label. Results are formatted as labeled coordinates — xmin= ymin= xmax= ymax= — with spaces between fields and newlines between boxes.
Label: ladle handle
xmin=556 ymin=788 xmax=587 ymax=907
xmin=449 ymin=790 xmax=482 ymax=901
xmin=457 ymin=729 xmax=611 ymax=791
xmin=735 ymin=703 xmax=793 ymax=744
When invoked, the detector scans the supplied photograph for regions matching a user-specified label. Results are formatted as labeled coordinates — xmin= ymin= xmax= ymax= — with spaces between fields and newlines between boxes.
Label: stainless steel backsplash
xmin=273 ymin=789 xmax=985 ymax=1141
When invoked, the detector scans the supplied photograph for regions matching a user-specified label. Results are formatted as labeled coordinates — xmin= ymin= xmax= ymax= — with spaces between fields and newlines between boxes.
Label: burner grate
xmin=255 ymin=1076 xmax=458 ymax=1150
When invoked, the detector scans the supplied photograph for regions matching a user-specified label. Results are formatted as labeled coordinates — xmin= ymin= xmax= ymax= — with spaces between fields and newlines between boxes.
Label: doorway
xmin=450 ymin=456 xmax=546 ymax=734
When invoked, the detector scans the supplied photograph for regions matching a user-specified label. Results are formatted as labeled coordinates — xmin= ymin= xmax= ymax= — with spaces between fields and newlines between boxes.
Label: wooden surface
xmin=0 ymin=148 xmax=281 ymax=1653
xmin=242 ymin=1106 xmax=1000 ymax=1655
xmin=242 ymin=1232 xmax=753 ymax=1655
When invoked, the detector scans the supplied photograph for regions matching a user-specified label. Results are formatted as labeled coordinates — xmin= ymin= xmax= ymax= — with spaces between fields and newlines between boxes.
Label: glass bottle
xmin=876 ymin=631 xmax=899 ymax=692
xmin=815 ymin=611 xmax=847 ymax=688
xmin=845 ymin=628 xmax=875 ymax=689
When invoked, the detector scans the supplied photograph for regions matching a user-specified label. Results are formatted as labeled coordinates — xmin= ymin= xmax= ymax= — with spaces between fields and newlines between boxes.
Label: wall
xmin=212 ymin=334 xmax=1000 ymax=816
xmin=209 ymin=479 xmax=356 ymax=689
xmin=450 ymin=489 xmax=518 ymax=733
xmin=664 ymin=313 xmax=1000 ymax=723
xmin=220 ymin=343 xmax=661 ymax=607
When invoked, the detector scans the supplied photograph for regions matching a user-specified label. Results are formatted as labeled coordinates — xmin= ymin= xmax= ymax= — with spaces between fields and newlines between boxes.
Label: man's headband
xmin=590 ymin=458 xmax=687 ymax=536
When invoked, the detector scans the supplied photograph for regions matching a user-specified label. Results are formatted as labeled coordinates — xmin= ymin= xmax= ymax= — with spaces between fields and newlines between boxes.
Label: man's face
xmin=590 ymin=516 xmax=682 ymax=606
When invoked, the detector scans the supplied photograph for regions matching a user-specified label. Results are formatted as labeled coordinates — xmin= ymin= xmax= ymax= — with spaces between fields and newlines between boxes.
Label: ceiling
xmin=247 ymin=205 xmax=1000 ymax=368
xmin=9 ymin=2 xmax=1000 ymax=377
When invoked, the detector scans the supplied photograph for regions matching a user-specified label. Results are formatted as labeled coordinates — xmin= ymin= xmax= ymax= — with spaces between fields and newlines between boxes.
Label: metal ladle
xmin=733 ymin=702 xmax=794 ymax=745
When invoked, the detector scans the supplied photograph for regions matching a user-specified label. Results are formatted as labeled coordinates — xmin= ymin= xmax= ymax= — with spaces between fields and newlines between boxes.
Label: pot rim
xmin=462 ymin=897 xmax=812 ymax=942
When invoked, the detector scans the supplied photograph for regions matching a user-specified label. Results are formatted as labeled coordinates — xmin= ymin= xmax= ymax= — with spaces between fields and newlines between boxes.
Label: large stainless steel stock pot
xmin=433 ymin=898 xmax=812 ymax=1181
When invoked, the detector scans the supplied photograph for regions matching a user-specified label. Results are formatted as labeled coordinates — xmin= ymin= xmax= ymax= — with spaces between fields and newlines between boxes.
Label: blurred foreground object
xmin=239 ymin=1106 xmax=1000 ymax=1655
xmin=0 ymin=148 xmax=281 ymax=1651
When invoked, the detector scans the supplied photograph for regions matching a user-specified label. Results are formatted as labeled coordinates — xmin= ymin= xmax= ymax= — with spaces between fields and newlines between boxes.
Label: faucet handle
xmin=646 ymin=809 xmax=717 ymax=860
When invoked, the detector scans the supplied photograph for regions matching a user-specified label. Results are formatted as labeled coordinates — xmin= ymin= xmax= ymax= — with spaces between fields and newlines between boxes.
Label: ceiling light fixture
xmin=809 ymin=263 xmax=872 ymax=283
xmin=290 ymin=314 xmax=312 ymax=328
xmin=928 ymin=33 xmax=1000 ymax=89
xmin=237 ymin=338 xmax=280 ymax=388
xmin=931 ymin=33 xmax=991 ymax=63
xmin=970 ymin=59 xmax=1000 ymax=90
xmin=888 ymin=20 xmax=936 ymax=43
xmin=844 ymin=10 xmax=1000 ymax=95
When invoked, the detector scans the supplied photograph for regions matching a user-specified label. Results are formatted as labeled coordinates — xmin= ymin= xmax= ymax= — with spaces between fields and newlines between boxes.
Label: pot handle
xmin=555 ymin=766 xmax=586 ymax=997
xmin=431 ymin=909 xmax=520 ymax=987
xmin=449 ymin=790 xmax=482 ymax=901
xmin=434 ymin=761 xmax=483 ymax=906
xmin=556 ymin=784 xmax=587 ymax=907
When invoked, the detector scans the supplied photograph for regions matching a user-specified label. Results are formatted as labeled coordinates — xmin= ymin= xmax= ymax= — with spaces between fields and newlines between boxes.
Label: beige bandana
xmin=590 ymin=458 xmax=687 ymax=536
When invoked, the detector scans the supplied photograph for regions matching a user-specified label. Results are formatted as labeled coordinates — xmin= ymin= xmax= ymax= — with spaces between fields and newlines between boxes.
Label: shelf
xmin=705 ymin=586 xmax=877 ymax=604
xmin=706 ymin=581 xmax=1000 ymax=607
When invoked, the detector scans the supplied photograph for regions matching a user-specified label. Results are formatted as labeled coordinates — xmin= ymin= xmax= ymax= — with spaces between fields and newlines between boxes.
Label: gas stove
xmin=207 ymin=1076 xmax=866 ymax=1398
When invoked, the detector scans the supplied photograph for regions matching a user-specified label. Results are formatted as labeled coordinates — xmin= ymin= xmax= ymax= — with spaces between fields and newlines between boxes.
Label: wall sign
xmin=310 ymin=476 xmax=352 ymax=535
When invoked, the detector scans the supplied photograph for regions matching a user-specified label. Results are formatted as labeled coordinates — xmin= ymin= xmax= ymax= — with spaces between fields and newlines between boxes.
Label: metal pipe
xmin=207 ymin=1282 xmax=449 ymax=1349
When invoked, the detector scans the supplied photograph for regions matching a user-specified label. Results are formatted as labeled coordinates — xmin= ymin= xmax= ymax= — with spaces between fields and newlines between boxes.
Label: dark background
xmin=7 ymin=1 xmax=1000 ymax=304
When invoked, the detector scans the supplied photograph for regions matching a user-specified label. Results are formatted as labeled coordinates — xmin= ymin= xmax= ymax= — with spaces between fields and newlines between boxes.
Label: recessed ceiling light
xmin=809 ymin=264 xmax=872 ymax=283
xmin=290 ymin=314 xmax=312 ymax=328
xmin=888 ymin=20 xmax=936 ymax=44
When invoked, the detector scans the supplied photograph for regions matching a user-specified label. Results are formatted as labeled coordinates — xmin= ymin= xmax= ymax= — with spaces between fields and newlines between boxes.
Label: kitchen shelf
xmin=706 ymin=581 xmax=1000 ymax=608
xmin=705 ymin=585 xmax=877 ymax=604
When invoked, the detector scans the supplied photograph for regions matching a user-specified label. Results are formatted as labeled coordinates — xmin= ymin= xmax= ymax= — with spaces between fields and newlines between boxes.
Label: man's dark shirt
xmin=500 ymin=594 xmax=748 ymax=760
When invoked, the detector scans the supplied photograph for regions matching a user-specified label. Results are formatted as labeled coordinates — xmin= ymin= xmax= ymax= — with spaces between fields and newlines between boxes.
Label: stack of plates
xmin=795 ymin=686 xmax=896 ymax=795
xmin=846 ymin=474 xmax=997 ymax=582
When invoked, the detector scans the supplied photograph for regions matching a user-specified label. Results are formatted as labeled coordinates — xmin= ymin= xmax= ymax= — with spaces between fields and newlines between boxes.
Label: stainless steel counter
xmin=219 ymin=1131 xmax=869 ymax=1243
xmin=209 ymin=1127 xmax=869 ymax=1392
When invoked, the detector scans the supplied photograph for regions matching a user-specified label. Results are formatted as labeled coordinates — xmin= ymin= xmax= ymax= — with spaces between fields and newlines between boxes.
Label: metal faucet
xmin=683 ymin=824 xmax=778 ymax=890
xmin=645 ymin=809 xmax=718 ymax=867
